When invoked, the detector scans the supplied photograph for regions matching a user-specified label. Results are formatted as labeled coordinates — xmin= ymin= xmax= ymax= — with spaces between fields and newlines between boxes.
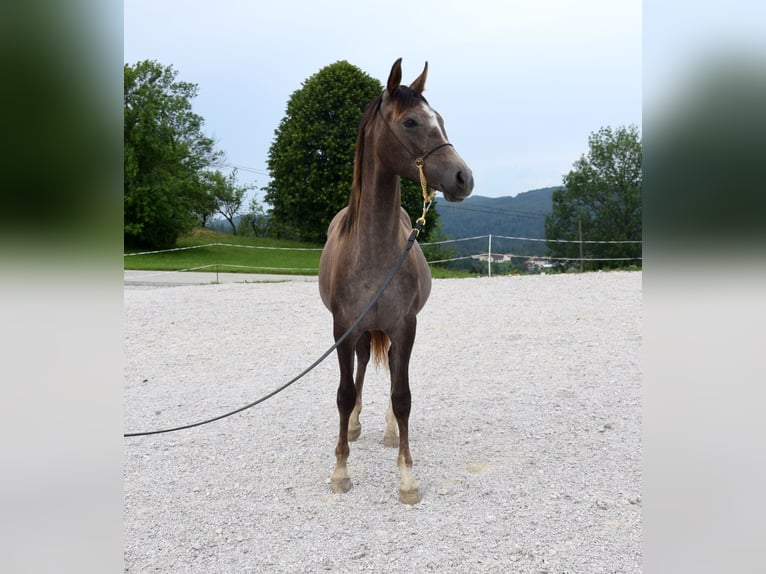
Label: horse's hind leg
xmin=389 ymin=317 xmax=421 ymax=505
xmin=330 ymin=326 xmax=356 ymax=494
xmin=348 ymin=332 xmax=371 ymax=442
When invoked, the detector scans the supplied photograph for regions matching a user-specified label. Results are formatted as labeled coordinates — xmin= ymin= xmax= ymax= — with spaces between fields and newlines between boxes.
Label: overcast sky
xmin=124 ymin=0 xmax=642 ymax=200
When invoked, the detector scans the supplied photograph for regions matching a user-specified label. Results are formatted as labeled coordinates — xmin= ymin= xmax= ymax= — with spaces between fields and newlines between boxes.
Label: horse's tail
xmin=369 ymin=330 xmax=390 ymax=369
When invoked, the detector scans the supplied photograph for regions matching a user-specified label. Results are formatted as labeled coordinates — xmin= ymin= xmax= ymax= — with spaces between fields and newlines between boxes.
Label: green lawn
xmin=124 ymin=229 xmax=322 ymax=275
xmin=124 ymin=228 xmax=474 ymax=278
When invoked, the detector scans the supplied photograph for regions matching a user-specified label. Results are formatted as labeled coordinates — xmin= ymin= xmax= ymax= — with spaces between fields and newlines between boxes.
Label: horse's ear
xmin=387 ymin=58 xmax=403 ymax=95
xmin=409 ymin=61 xmax=428 ymax=94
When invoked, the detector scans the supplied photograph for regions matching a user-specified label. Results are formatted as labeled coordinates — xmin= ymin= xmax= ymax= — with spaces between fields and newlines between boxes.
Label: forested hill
xmin=435 ymin=186 xmax=557 ymax=240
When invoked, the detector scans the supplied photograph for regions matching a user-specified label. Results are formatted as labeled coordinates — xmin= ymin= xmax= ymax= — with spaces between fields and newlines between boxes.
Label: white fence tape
xmin=124 ymin=234 xmax=642 ymax=276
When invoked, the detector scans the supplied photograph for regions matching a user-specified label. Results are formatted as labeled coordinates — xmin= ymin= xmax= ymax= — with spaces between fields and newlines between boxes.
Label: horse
xmin=318 ymin=58 xmax=474 ymax=504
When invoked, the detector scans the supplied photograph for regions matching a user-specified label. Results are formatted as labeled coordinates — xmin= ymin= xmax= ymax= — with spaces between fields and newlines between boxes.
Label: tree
xmin=545 ymin=125 xmax=642 ymax=270
xmin=192 ymin=181 xmax=218 ymax=229
xmin=264 ymin=60 xmax=440 ymax=243
xmin=239 ymin=195 xmax=270 ymax=237
xmin=124 ymin=60 xmax=223 ymax=249
xmin=203 ymin=169 xmax=252 ymax=235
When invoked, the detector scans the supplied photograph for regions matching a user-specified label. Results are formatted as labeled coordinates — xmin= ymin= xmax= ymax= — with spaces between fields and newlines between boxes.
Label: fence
xmin=124 ymin=234 xmax=642 ymax=278
xmin=421 ymin=234 xmax=642 ymax=276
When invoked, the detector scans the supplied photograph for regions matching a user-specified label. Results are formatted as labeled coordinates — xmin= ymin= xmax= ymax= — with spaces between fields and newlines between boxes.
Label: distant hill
xmin=435 ymin=186 xmax=558 ymax=255
xmin=206 ymin=186 xmax=559 ymax=257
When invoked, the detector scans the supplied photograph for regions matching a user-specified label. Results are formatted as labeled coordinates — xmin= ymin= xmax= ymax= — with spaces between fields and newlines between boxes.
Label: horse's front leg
xmin=348 ymin=332 xmax=371 ymax=442
xmin=330 ymin=325 xmax=357 ymax=494
xmin=389 ymin=317 xmax=420 ymax=505
xmin=383 ymin=399 xmax=398 ymax=447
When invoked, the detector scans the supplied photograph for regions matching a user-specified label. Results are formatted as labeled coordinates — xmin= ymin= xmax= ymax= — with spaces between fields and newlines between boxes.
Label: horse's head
xmin=377 ymin=58 xmax=474 ymax=202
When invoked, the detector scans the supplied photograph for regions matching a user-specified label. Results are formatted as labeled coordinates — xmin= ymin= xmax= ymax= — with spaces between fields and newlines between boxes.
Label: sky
xmin=124 ymin=0 xmax=642 ymax=200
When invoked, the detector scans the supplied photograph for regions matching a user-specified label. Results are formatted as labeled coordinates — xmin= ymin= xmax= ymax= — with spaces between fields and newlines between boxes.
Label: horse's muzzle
xmin=442 ymin=166 xmax=474 ymax=202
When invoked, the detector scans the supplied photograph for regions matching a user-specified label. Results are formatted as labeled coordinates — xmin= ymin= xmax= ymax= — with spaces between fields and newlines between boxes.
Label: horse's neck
xmin=354 ymin=162 xmax=403 ymax=245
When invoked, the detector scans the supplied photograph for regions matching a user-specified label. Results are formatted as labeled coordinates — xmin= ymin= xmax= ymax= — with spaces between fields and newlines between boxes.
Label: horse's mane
xmin=338 ymin=87 xmax=427 ymax=236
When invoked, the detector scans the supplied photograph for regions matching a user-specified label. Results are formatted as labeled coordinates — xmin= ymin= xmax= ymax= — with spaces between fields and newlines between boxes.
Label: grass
xmin=124 ymin=228 xmax=322 ymax=275
xmin=124 ymin=228 xmax=475 ymax=278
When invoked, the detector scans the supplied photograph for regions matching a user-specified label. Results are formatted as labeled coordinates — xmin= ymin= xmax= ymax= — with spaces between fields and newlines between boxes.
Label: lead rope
xmin=414 ymin=158 xmax=435 ymax=233
xmin=125 ymin=157 xmax=435 ymax=438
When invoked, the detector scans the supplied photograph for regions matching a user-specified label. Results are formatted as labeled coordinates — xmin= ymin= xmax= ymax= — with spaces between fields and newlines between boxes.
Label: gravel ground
xmin=124 ymin=271 xmax=642 ymax=573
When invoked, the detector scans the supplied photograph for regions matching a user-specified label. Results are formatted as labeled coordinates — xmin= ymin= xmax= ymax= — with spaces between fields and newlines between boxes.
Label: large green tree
xmin=264 ymin=60 xmax=439 ymax=243
xmin=545 ymin=125 xmax=642 ymax=269
xmin=124 ymin=60 xmax=223 ymax=249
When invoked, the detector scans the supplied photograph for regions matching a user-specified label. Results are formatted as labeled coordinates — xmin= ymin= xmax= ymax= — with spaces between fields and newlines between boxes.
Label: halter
xmin=377 ymin=103 xmax=453 ymax=231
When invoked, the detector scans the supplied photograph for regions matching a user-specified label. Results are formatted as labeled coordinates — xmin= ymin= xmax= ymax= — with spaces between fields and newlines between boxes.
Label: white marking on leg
xmin=330 ymin=450 xmax=351 ymax=493
xmin=384 ymin=399 xmax=398 ymax=447
xmin=348 ymin=397 xmax=362 ymax=441
xmin=398 ymin=453 xmax=421 ymax=505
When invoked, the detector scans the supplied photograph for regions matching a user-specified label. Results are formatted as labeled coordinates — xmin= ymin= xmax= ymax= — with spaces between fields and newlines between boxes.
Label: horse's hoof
xmin=399 ymin=486 xmax=421 ymax=505
xmin=383 ymin=434 xmax=398 ymax=448
xmin=330 ymin=477 xmax=352 ymax=494
xmin=348 ymin=425 xmax=361 ymax=442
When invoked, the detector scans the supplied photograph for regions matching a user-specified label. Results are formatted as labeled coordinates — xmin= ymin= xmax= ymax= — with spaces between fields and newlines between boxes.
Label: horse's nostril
xmin=456 ymin=170 xmax=473 ymax=191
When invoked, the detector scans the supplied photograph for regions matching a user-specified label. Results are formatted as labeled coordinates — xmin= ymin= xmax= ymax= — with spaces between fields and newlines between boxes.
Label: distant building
xmin=471 ymin=252 xmax=515 ymax=263
xmin=525 ymin=256 xmax=554 ymax=270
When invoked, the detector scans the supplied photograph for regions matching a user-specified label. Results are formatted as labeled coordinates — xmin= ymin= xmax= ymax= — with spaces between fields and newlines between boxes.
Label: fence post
xmin=488 ymin=234 xmax=492 ymax=278
xmin=216 ymin=242 xmax=220 ymax=283
xmin=578 ymin=220 xmax=584 ymax=273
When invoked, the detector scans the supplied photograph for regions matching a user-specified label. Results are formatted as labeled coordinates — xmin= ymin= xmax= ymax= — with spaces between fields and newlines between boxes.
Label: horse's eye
xmin=403 ymin=118 xmax=418 ymax=128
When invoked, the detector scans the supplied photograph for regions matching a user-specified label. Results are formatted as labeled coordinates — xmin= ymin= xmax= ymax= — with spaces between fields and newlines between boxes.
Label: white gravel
xmin=124 ymin=271 xmax=642 ymax=573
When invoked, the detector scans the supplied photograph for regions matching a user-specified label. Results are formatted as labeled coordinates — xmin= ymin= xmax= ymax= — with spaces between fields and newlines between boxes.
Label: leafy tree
xmin=239 ymin=195 xmax=270 ymax=237
xmin=124 ymin=60 xmax=223 ymax=249
xmin=545 ymin=125 xmax=642 ymax=270
xmin=203 ymin=169 xmax=252 ymax=235
xmin=192 ymin=182 xmax=219 ymax=229
xmin=264 ymin=60 xmax=439 ymax=243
